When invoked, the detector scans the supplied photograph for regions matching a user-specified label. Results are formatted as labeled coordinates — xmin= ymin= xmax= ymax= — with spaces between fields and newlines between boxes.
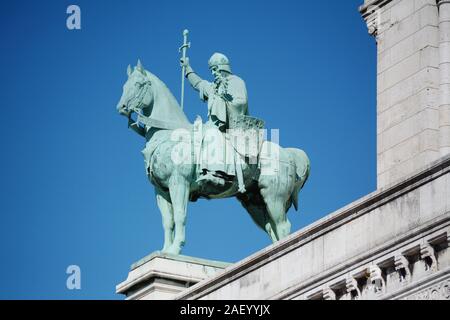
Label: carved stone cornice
xmin=359 ymin=0 xmax=391 ymax=19
xmin=359 ymin=0 xmax=393 ymax=37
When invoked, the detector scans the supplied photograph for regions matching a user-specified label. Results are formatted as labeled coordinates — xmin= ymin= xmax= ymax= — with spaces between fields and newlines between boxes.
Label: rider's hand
xmin=180 ymin=57 xmax=190 ymax=68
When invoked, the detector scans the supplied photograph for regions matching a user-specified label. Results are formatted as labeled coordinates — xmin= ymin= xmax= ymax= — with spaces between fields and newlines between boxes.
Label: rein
xmin=128 ymin=76 xmax=191 ymax=131
xmin=127 ymin=80 xmax=152 ymax=112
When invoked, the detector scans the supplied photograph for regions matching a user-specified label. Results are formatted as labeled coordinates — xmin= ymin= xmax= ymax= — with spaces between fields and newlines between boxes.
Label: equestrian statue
xmin=116 ymin=31 xmax=310 ymax=255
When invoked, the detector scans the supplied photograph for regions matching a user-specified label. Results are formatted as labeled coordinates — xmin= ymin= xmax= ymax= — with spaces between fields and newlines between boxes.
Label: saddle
xmin=227 ymin=113 xmax=265 ymax=161
xmin=193 ymin=114 xmax=265 ymax=193
xmin=140 ymin=115 xmax=266 ymax=195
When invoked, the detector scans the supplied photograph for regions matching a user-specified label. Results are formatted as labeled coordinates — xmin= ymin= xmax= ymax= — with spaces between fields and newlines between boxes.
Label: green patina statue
xmin=116 ymin=45 xmax=310 ymax=255
xmin=181 ymin=52 xmax=254 ymax=193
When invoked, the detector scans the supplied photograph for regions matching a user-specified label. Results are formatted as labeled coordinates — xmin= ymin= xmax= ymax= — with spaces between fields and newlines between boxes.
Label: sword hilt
xmin=179 ymin=42 xmax=191 ymax=53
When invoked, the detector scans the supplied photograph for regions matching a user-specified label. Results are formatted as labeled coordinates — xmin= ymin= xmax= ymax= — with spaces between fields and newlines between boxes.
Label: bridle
xmin=126 ymin=79 xmax=152 ymax=114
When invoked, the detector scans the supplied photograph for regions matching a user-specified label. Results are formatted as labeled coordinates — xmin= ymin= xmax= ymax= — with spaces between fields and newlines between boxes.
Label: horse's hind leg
xmin=167 ymin=174 xmax=190 ymax=255
xmin=237 ymin=195 xmax=278 ymax=243
xmin=273 ymin=203 xmax=291 ymax=239
xmin=155 ymin=190 xmax=174 ymax=252
xmin=266 ymin=198 xmax=291 ymax=240
xmin=260 ymin=187 xmax=291 ymax=240
xmin=258 ymin=145 xmax=295 ymax=241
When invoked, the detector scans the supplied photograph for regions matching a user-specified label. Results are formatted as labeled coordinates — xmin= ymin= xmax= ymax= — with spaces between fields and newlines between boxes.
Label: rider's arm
xmin=185 ymin=66 xmax=203 ymax=90
xmin=181 ymin=57 xmax=202 ymax=90
xmin=184 ymin=64 xmax=212 ymax=102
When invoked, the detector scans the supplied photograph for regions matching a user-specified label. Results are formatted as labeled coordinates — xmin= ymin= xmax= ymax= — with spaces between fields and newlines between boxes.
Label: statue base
xmin=116 ymin=251 xmax=231 ymax=300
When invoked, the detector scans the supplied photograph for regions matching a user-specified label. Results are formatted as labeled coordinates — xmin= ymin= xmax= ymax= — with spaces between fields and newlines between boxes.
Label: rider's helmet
xmin=208 ymin=52 xmax=232 ymax=73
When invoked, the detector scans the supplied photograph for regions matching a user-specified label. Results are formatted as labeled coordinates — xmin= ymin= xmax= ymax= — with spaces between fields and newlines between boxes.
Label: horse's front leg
xmin=167 ymin=173 xmax=190 ymax=255
xmin=155 ymin=190 xmax=174 ymax=252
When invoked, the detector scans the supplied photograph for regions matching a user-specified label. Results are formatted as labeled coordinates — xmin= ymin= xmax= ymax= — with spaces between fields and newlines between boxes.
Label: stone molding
xmin=398 ymin=273 xmax=450 ymax=300
xmin=286 ymin=227 xmax=450 ymax=300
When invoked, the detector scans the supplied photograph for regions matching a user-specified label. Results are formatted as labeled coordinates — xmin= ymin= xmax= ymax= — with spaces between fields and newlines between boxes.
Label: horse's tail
xmin=286 ymin=148 xmax=310 ymax=211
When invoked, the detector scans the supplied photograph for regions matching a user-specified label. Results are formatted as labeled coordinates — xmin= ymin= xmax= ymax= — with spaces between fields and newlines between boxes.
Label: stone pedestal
xmin=116 ymin=251 xmax=230 ymax=300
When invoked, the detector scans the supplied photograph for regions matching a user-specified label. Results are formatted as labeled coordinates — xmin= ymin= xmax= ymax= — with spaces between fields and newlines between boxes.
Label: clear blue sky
xmin=0 ymin=0 xmax=376 ymax=299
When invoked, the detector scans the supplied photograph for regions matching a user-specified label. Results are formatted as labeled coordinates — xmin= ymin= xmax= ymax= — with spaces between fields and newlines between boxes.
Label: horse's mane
xmin=144 ymin=71 xmax=181 ymax=109
xmin=143 ymin=70 xmax=191 ymax=129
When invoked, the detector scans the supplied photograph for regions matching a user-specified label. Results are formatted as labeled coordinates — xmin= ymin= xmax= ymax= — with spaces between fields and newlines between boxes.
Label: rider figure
xmin=180 ymin=53 xmax=249 ymax=192
xmin=181 ymin=52 xmax=249 ymax=131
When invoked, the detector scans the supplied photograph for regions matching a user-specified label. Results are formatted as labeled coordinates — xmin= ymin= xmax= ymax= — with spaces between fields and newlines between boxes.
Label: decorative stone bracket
xmin=359 ymin=0 xmax=392 ymax=39
xmin=420 ymin=244 xmax=437 ymax=272
xmin=394 ymin=255 xmax=411 ymax=282
xmin=368 ymin=265 xmax=386 ymax=294
xmin=346 ymin=277 xmax=361 ymax=300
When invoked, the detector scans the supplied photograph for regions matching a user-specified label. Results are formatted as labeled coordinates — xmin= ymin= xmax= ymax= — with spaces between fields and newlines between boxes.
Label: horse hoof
xmin=163 ymin=246 xmax=181 ymax=255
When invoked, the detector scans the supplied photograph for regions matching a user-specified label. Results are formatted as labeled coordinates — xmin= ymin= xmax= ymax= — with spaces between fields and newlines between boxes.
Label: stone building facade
xmin=175 ymin=155 xmax=450 ymax=300
xmin=361 ymin=0 xmax=450 ymax=188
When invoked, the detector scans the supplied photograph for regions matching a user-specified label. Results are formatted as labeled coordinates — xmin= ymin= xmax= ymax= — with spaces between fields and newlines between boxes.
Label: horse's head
xmin=117 ymin=59 xmax=153 ymax=117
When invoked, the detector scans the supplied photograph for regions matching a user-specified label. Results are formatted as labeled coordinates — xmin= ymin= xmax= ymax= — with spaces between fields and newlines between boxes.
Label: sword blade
xmin=180 ymin=29 xmax=189 ymax=110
